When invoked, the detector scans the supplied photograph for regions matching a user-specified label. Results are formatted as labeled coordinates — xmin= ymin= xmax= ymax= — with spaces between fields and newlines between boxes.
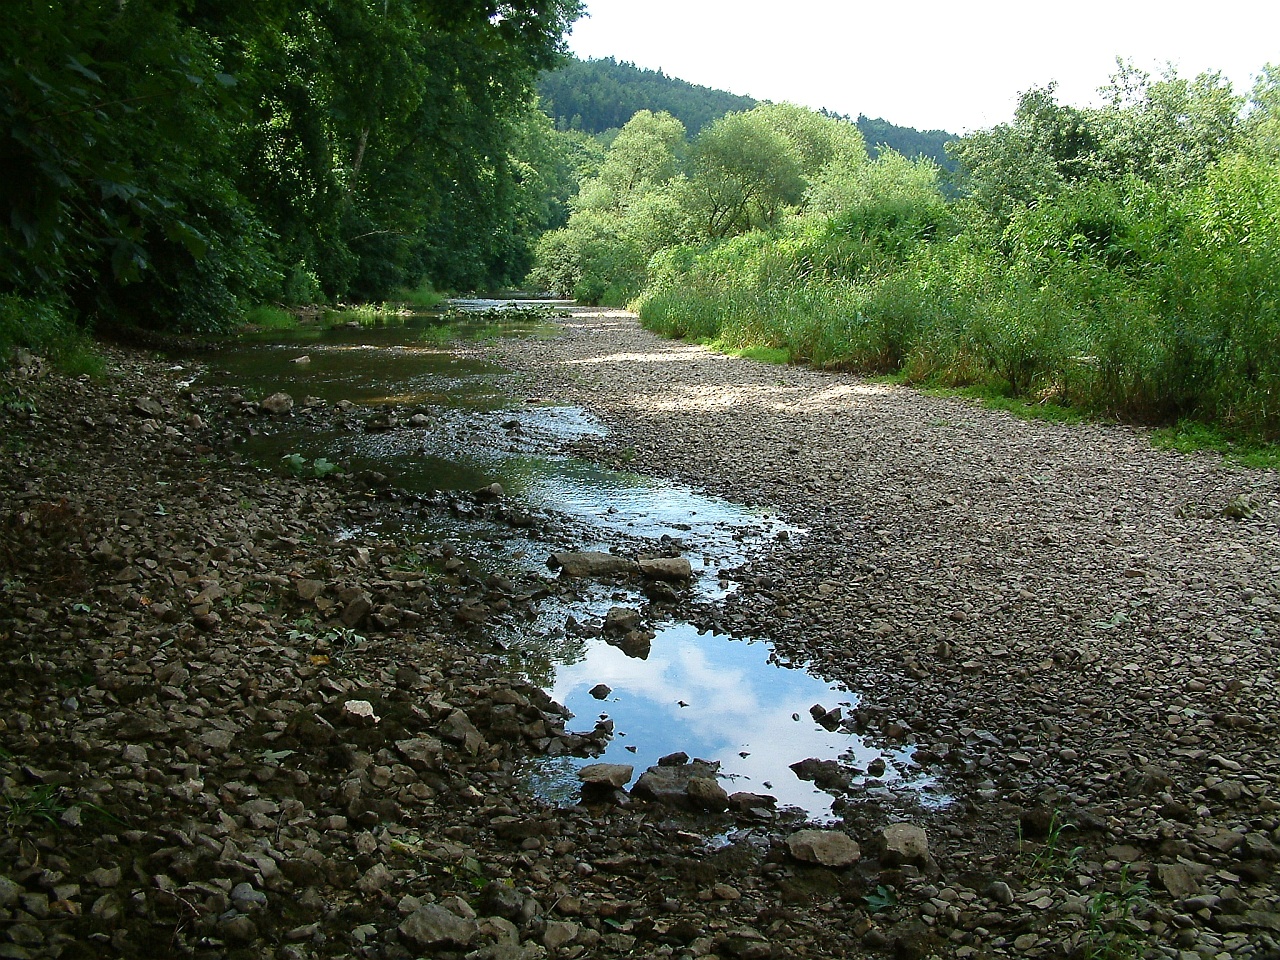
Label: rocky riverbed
xmin=2 ymin=307 xmax=1279 ymax=960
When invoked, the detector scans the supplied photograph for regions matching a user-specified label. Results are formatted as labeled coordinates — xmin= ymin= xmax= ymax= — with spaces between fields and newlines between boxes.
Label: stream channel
xmin=201 ymin=300 xmax=944 ymax=821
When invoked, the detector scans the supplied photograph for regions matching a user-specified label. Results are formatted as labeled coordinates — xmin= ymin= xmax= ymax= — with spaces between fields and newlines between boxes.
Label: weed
xmin=1151 ymin=420 xmax=1280 ymax=469
xmin=392 ymin=280 xmax=447 ymax=310
xmin=1079 ymin=867 xmax=1150 ymax=960
xmin=244 ymin=304 xmax=298 ymax=331
xmin=281 ymin=453 xmax=339 ymax=478
xmin=864 ymin=884 xmax=898 ymax=913
xmin=2 ymin=784 xmax=66 ymax=831
xmin=1020 ymin=810 xmax=1084 ymax=882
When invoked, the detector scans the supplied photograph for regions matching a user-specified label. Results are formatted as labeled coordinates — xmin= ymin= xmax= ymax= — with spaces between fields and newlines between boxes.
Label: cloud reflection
xmin=547 ymin=622 xmax=914 ymax=817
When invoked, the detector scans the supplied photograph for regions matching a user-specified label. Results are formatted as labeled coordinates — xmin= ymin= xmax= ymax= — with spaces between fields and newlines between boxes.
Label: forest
xmin=1 ymin=0 xmax=582 ymax=345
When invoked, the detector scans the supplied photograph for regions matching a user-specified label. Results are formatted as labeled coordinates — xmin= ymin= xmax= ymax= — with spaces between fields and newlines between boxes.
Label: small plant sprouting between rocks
xmin=1019 ymin=810 xmax=1084 ymax=882
xmin=2 ymin=784 xmax=65 ymax=832
xmin=1080 ymin=867 xmax=1151 ymax=960
xmin=281 ymin=453 xmax=339 ymax=478
xmin=864 ymin=884 xmax=898 ymax=913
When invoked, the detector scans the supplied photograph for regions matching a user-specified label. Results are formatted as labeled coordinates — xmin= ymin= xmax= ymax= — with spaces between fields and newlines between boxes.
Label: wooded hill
xmin=537 ymin=56 xmax=955 ymax=167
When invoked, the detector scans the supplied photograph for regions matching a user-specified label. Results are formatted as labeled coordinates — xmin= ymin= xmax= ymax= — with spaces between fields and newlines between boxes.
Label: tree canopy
xmin=1 ymin=0 xmax=582 ymax=333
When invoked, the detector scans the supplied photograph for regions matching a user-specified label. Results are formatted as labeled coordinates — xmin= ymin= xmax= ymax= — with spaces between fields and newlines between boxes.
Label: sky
xmin=565 ymin=1 xmax=1280 ymax=134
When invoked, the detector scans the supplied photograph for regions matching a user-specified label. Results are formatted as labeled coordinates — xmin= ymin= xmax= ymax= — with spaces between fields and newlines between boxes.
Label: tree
xmin=687 ymin=110 xmax=805 ymax=239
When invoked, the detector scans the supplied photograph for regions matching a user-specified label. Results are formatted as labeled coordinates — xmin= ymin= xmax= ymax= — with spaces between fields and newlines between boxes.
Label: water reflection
xmin=530 ymin=622 xmax=936 ymax=818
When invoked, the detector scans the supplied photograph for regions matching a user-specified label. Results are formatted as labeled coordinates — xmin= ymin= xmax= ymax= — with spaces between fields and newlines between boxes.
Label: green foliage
xmin=625 ymin=60 xmax=1280 ymax=442
xmin=1 ymin=0 xmax=584 ymax=334
xmin=244 ymin=305 xmax=298 ymax=331
xmin=282 ymin=453 xmax=338 ymax=479
xmin=855 ymin=114 xmax=957 ymax=171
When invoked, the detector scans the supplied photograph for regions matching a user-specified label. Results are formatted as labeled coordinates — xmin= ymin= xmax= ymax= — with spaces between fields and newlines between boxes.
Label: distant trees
xmin=537 ymin=56 xmax=756 ymax=135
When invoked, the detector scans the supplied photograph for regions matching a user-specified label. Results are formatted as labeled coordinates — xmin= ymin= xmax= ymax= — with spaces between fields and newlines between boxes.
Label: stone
xmin=603 ymin=607 xmax=642 ymax=632
xmin=296 ymin=579 xmax=325 ymax=601
xmin=342 ymin=700 xmax=380 ymax=724
xmin=220 ymin=915 xmax=259 ymax=945
xmin=686 ymin=776 xmax=730 ymax=812
xmin=260 ymin=392 xmax=294 ymax=415
xmin=132 ymin=397 xmax=165 ymax=418
xmin=548 ymin=551 xmax=638 ymax=578
xmin=0 ymin=876 xmax=20 ymax=908
xmin=638 ymin=556 xmax=693 ymax=581
xmin=988 ymin=880 xmax=1015 ymax=905
xmin=399 ymin=903 xmax=478 ymax=948
xmin=578 ymin=763 xmax=634 ymax=789
xmin=632 ymin=760 xmax=721 ymax=808
xmin=882 ymin=822 xmax=931 ymax=867
xmin=544 ymin=920 xmax=579 ymax=950
xmin=786 ymin=829 xmax=861 ymax=868
xmin=439 ymin=709 xmax=486 ymax=754
xmin=589 ymin=683 xmax=612 ymax=700
xmin=395 ymin=736 xmax=443 ymax=769
xmin=357 ymin=863 xmax=393 ymax=895
xmin=474 ymin=482 xmax=504 ymax=501
xmin=340 ymin=592 xmax=373 ymax=627
xmin=1157 ymin=863 xmax=1202 ymax=899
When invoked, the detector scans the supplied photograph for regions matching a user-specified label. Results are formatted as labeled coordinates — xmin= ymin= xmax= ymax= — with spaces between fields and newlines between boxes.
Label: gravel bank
xmin=1 ymin=308 xmax=1278 ymax=960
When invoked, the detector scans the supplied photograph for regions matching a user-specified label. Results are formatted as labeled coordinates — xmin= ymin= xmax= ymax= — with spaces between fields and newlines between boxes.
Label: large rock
xmin=786 ymin=829 xmax=861 ymax=867
xmin=638 ymin=556 xmax=693 ymax=581
xmin=632 ymin=759 xmax=722 ymax=808
xmin=548 ymin=552 xmax=638 ymax=578
xmin=260 ymin=392 xmax=294 ymax=415
xmin=399 ymin=903 xmax=478 ymax=948
xmin=578 ymin=763 xmax=634 ymax=789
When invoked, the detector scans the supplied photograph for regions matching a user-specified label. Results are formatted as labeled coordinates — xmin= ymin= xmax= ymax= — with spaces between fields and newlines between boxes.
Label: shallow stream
xmin=202 ymin=302 xmax=943 ymax=819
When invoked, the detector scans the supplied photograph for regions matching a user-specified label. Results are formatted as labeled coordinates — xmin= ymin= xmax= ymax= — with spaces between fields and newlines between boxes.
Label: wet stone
xmin=786 ymin=829 xmax=861 ymax=868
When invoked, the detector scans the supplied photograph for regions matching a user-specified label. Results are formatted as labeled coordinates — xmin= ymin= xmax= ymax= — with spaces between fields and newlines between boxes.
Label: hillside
xmin=537 ymin=56 xmax=757 ymax=134
xmin=538 ymin=57 xmax=956 ymax=170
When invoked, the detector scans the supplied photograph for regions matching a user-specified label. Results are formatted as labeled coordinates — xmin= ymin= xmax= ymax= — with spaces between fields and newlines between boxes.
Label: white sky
xmin=565 ymin=1 xmax=1280 ymax=134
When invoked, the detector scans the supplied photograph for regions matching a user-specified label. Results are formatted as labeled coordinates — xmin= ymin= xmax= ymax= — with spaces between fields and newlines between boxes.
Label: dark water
xmin=200 ymin=302 xmax=944 ymax=819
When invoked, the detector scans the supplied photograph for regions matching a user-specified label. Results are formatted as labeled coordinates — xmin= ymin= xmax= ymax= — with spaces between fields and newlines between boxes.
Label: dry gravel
xmin=1 ymin=308 xmax=1279 ymax=960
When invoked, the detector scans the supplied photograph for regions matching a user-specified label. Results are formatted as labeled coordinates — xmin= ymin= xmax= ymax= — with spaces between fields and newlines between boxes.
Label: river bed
xmin=203 ymin=302 xmax=943 ymax=819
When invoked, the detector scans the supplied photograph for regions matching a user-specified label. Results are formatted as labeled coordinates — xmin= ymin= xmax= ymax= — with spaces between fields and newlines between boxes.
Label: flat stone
xmin=399 ymin=903 xmax=478 ymax=948
xmin=786 ymin=829 xmax=861 ymax=867
xmin=548 ymin=551 xmax=638 ymax=578
xmin=578 ymin=763 xmax=634 ymax=789
xmin=1157 ymin=863 xmax=1202 ymax=899
xmin=638 ymin=556 xmax=693 ymax=581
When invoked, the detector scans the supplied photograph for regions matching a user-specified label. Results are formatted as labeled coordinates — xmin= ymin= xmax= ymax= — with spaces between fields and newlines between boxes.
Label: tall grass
xmin=637 ymin=154 xmax=1280 ymax=442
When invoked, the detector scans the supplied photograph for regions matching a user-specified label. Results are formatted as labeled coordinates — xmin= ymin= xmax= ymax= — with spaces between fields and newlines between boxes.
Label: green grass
xmin=392 ymin=280 xmax=448 ymax=309
xmin=1151 ymin=420 xmax=1280 ymax=469
xmin=244 ymin=304 xmax=299 ymax=331
xmin=711 ymin=341 xmax=791 ymax=365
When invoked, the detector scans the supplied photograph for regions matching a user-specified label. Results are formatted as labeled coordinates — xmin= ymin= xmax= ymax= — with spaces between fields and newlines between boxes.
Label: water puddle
xmin=196 ymin=301 xmax=945 ymax=821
